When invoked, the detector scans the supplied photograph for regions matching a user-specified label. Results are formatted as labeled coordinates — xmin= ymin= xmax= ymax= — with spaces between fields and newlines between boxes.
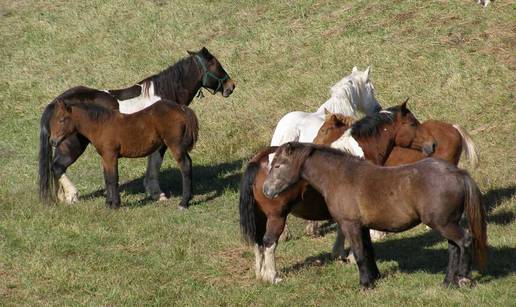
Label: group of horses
xmin=239 ymin=67 xmax=486 ymax=288
xmin=38 ymin=47 xmax=486 ymax=290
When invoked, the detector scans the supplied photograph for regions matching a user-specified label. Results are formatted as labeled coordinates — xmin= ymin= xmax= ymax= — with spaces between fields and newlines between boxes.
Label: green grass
xmin=0 ymin=0 xmax=515 ymax=305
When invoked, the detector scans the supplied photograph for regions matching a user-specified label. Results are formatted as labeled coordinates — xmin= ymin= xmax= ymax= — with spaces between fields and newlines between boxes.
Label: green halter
xmin=194 ymin=55 xmax=229 ymax=94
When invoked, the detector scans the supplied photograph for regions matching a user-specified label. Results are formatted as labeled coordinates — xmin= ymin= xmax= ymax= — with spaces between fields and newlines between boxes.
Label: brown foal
xmin=46 ymin=99 xmax=198 ymax=209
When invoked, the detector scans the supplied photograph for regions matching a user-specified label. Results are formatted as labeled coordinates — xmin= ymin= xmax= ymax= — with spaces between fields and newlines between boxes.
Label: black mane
xmin=140 ymin=56 xmax=197 ymax=99
xmin=350 ymin=109 xmax=397 ymax=138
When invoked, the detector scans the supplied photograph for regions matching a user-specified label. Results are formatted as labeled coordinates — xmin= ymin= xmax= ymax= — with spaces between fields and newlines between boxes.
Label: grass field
xmin=0 ymin=0 xmax=515 ymax=305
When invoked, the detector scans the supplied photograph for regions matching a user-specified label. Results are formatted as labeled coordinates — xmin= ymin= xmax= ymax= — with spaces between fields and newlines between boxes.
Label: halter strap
xmin=193 ymin=55 xmax=229 ymax=94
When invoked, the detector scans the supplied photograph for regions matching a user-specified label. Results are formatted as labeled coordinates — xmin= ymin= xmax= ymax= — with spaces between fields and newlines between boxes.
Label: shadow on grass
xmin=81 ymin=159 xmax=244 ymax=207
xmin=282 ymin=228 xmax=515 ymax=281
xmin=483 ymin=185 xmax=515 ymax=225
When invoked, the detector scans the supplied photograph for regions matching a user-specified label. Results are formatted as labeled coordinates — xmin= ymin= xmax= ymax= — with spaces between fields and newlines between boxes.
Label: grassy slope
xmin=0 ymin=0 xmax=514 ymax=305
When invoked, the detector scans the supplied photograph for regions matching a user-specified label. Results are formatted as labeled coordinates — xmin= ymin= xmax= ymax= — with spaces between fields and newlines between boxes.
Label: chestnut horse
xmin=42 ymin=99 xmax=198 ymax=209
xmin=385 ymin=120 xmax=478 ymax=168
xmin=262 ymin=143 xmax=487 ymax=289
xmin=239 ymin=101 xmax=420 ymax=283
xmin=39 ymin=47 xmax=235 ymax=204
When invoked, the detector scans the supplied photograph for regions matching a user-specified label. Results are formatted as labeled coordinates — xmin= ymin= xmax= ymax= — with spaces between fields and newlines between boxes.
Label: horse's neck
xmin=355 ymin=127 xmax=395 ymax=165
xmin=316 ymin=95 xmax=356 ymax=116
xmin=154 ymin=59 xmax=202 ymax=105
xmin=300 ymin=152 xmax=354 ymax=197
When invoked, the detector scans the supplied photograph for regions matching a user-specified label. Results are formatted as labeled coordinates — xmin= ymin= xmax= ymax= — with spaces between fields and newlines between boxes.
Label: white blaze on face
xmin=116 ymin=82 xmax=162 ymax=114
xmin=330 ymin=129 xmax=364 ymax=158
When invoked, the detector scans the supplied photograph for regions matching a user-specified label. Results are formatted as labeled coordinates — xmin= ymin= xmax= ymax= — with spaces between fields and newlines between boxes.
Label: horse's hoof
xmin=458 ymin=277 xmax=474 ymax=288
xmin=370 ymin=230 xmax=388 ymax=242
xmin=158 ymin=193 xmax=168 ymax=201
xmin=346 ymin=253 xmax=357 ymax=264
xmin=178 ymin=205 xmax=188 ymax=211
xmin=272 ymin=277 xmax=283 ymax=284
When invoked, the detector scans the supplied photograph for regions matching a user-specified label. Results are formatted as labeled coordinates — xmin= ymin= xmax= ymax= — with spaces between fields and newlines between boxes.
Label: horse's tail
xmin=453 ymin=124 xmax=479 ymax=169
xmin=181 ymin=105 xmax=199 ymax=152
xmin=462 ymin=171 xmax=487 ymax=271
xmin=239 ymin=146 xmax=277 ymax=245
xmin=38 ymin=103 xmax=56 ymax=202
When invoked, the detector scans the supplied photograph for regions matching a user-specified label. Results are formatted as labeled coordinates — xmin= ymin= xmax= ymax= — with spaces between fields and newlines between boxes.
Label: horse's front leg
xmin=144 ymin=146 xmax=168 ymax=201
xmin=53 ymin=133 xmax=89 ymax=203
xmin=260 ymin=215 xmax=286 ymax=284
xmin=102 ymin=154 xmax=120 ymax=209
xmin=340 ymin=222 xmax=378 ymax=289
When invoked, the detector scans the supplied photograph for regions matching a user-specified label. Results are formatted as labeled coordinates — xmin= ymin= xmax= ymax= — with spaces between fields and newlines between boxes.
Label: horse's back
xmin=271 ymin=111 xmax=324 ymax=145
xmin=55 ymin=86 xmax=118 ymax=110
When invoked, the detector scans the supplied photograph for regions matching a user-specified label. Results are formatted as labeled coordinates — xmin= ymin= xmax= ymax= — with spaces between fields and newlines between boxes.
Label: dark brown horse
xmin=261 ymin=143 xmax=487 ymax=288
xmin=43 ymin=99 xmax=198 ymax=209
xmin=39 ymin=47 xmax=235 ymax=204
xmin=239 ymin=101 xmax=420 ymax=283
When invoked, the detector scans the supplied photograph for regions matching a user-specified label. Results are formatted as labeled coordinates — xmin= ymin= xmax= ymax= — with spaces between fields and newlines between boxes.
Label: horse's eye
xmin=274 ymin=164 xmax=280 ymax=169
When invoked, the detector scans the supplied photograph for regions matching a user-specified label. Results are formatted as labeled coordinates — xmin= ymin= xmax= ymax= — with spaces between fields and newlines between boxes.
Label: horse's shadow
xmin=282 ymin=185 xmax=516 ymax=280
xmin=81 ymin=159 xmax=244 ymax=207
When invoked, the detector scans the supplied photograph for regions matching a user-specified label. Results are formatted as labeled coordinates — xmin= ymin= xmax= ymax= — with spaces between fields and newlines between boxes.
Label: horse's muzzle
xmin=222 ymin=79 xmax=236 ymax=97
xmin=422 ymin=142 xmax=436 ymax=156
xmin=262 ymin=185 xmax=277 ymax=199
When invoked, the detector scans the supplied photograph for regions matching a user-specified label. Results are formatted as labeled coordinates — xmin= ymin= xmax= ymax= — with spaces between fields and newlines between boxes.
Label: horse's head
xmin=344 ymin=66 xmax=381 ymax=115
xmin=263 ymin=143 xmax=311 ymax=199
xmin=188 ymin=47 xmax=235 ymax=97
xmin=314 ymin=110 xmax=355 ymax=145
xmin=411 ymin=123 xmax=437 ymax=156
xmin=49 ymin=100 xmax=75 ymax=147
xmin=385 ymin=99 xmax=420 ymax=148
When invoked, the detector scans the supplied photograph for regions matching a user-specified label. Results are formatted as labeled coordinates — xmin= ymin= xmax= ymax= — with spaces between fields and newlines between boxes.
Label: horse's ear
xmin=364 ymin=66 xmax=371 ymax=79
xmin=401 ymin=98 xmax=410 ymax=114
xmin=324 ymin=108 xmax=331 ymax=116
xmin=330 ymin=114 xmax=339 ymax=124
xmin=199 ymin=47 xmax=214 ymax=60
xmin=285 ymin=142 xmax=294 ymax=155
xmin=352 ymin=66 xmax=358 ymax=73
xmin=187 ymin=50 xmax=196 ymax=56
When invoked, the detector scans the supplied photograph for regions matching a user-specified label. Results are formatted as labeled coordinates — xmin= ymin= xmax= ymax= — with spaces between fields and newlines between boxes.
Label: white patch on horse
xmin=379 ymin=110 xmax=393 ymax=114
xmin=57 ymin=174 xmax=78 ymax=204
xmin=117 ymin=82 xmax=161 ymax=114
xmin=330 ymin=129 xmax=364 ymax=158
xmin=261 ymin=243 xmax=281 ymax=283
xmin=254 ymin=244 xmax=264 ymax=279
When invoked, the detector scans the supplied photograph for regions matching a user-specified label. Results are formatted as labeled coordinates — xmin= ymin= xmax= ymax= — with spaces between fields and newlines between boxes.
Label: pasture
xmin=0 ymin=0 xmax=514 ymax=305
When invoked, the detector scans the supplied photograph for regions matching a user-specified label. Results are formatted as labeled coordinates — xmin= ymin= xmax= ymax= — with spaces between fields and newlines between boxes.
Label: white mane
xmin=316 ymin=67 xmax=379 ymax=117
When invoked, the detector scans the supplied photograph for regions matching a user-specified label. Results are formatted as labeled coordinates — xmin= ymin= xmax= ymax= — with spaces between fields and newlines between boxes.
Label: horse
xmin=385 ymin=120 xmax=478 ymax=168
xmin=269 ymin=66 xmax=381 ymax=149
xmin=43 ymin=98 xmax=198 ymax=209
xmin=238 ymin=101 xmax=420 ymax=283
xmin=39 ymin=47 xmax=235 ymax=204
xmin=260 ymin=143 xmax=487 ymax=289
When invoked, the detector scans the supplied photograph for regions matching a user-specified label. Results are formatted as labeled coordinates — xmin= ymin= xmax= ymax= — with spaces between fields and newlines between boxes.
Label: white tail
xmin=453 ymin=124 xmax=479 ymax=169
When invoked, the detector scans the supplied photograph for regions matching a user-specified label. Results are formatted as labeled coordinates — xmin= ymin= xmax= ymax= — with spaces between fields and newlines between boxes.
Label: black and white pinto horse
xmin=39 ymin=47 xmax=235 ymax=207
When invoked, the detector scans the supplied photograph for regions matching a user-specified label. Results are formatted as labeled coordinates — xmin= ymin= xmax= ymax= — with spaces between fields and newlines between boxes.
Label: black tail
xmin=239 ymin=161 xmax=261 ymax=245
xmin=38 ymin=103 xmax=56 ymax=202
xmin=180 ymin=105 xmax=199 ymax=152
xmin=239 ymin=146 xmax=277 ymax=245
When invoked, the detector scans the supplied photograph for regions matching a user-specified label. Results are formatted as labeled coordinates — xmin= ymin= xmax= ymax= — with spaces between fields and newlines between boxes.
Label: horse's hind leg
xmin=444 ymin=240 xmax=460 ymax=287
xmin=435 ymin=224 xmax=473 ymax=287
xmin=167 ymin=146 xmax=192 ymax=210
xmin=52 ymin=133 xmax=89 ymax=203
xmin=102 ymin=154 xmax=120 ymax=209
xmin=144 ymin=146 xmax=168 ymax=201
xmin=260 ymin=216 xmax=286 ymax=284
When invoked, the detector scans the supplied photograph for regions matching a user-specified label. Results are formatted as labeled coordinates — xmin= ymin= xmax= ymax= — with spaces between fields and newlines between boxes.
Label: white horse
xmin=270 ymin=66 xmax=381 ymax=148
